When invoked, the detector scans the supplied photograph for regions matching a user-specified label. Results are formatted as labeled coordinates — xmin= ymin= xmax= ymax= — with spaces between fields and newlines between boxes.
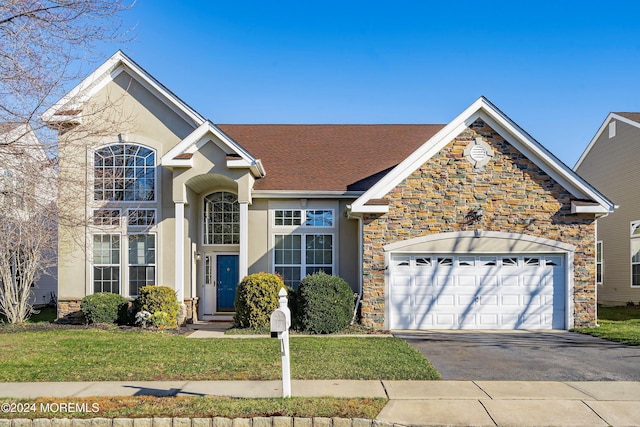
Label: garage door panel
xmin=435 ymin=313 xmax=456 ymax=326
xmin=389 ymin=254 xmax=566 ymax=330
xmin=458 ymin=275 xmax=478 ymax=287
xmin=437 ymin=294 xmax=455 ymax=306
xmin=479 ymin=295 xmax=498 ymax=306
xmin=502 ymin=276 xmax=519 ymax=287
xmin=436 ymin=276 xmax=454 ymax=287
xmin=479 ymin=313 xmax=499 ymax=327
xmin=501 ymin=294 xmax=520 ymax=305
xmin=414 ymin=295 xmax=434 ymax=308
xmin=414 ymin=276 xmax=434 ymax=287
xmin=392 ymin=275 xmax=412 ymax=287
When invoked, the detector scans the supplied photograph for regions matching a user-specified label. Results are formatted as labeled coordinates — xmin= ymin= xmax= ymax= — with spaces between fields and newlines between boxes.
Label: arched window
xmin=94 ymin=144 xmax=155 ymax=201
xmin=204 ymin=192 xmax=239 ymax=244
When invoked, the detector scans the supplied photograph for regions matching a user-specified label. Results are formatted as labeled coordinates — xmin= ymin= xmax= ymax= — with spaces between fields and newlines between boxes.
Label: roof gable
xmin=161 ymin=120 xmax=266 ymax=178
xmin=41 ymin=51 xmax=205 ymax=128
xmin=574 ymin=112 xmax=640 ymax=170
xmin=349 ymin=97 xmax=614 ymax=214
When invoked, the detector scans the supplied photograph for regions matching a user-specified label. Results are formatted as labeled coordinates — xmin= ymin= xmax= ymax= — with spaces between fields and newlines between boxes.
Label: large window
xmin=274 ymin=209 xmax=334 ymax=227
xmin=93 ymin=234 xmax=120 ymax=294
xmin=94 ymin=144 xmax=155 ymax=201
xmin=204 ymin=192 xmax=239 ymax=245
xmin=92 ymin=233 xmax=156 ymax=296
xmin=632 ymin=221 xmax=640 ymax=287
xmin=596 ymin=241 xmax=603 ymax=285
xmin=274 ymin=233 xmax=333 ymax=288
xmin=128 ymin=234 xmax=156 ymax=296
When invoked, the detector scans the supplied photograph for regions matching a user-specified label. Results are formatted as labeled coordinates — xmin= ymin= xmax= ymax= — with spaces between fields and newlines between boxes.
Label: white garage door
xmin=389 ymin=254 xmax=566 ymax=330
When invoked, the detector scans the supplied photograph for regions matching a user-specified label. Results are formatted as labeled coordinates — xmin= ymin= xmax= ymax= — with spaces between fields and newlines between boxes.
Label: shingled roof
xmin=217 ymin=124 xmax=444 ymax=192
xmin=615 ymin=112 xmax=640 ymax=122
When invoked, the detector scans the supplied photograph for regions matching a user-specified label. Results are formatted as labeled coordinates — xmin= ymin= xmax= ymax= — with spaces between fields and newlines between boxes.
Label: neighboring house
xmin=575 ymin=113 xmax=640 ymax=306
xmin=0 ymin=122 xmax=58 ymax=307
xmin=44 ymin=51 xmax=613 ymax=329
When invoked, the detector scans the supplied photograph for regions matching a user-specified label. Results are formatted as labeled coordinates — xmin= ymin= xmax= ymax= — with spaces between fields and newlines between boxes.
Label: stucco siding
xmin=576 ymin=119 xmax=640 ymax=304
xmin=56 ymin=72 xmax=198 ymax=319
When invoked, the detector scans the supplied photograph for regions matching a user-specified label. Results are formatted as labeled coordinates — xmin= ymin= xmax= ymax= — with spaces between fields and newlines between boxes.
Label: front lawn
xmin=574 ymin=305 xmax=640 ymax=345
xmin=0 ymin=328 xmax=440 ymax=381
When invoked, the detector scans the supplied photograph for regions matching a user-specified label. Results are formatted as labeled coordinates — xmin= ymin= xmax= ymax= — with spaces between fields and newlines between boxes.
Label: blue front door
xmin=216 ymin=255 xmax=239 ymax=311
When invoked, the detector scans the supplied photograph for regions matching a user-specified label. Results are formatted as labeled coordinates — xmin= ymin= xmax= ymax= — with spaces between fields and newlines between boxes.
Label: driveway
xmin=395 ymin=331 xmax=640 ymax=380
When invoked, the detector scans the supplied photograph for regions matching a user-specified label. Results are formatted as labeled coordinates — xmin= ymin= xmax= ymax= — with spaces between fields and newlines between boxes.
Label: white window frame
xmin=92 ymin=208 xmax=122 ymax=226
xmin=203 ymin=191 xmax=240 ymax=245
xmin=92 ymin=233 xmax=121 ymax=294
xmin=91 ymin=232 xmax=158 ymax=297
xmin=93 ymin=143 xmax=157 ymax=203
xmin=127 ymin=233 xmax=157 ymax=297
xmin=631 ymin=221 xmax=640 ymax=287
xmin=127 ymin=208 xmax=157 ymax=227
xmin=596 ymin=241 xmax=603 ymax=285
xmin=273 ymin=233 xmax=335 ymax=287
xmin=273 ymin=209 xmax=334 ymax=228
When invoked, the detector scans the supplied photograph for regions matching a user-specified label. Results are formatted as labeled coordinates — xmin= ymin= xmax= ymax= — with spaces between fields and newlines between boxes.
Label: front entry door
xmin=216 ymin=255 xmax=239 ymax=311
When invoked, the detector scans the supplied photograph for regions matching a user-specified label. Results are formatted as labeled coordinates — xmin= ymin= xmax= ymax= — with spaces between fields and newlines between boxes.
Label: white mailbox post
xmin=270 ymin=288 xmax=291 ymax=398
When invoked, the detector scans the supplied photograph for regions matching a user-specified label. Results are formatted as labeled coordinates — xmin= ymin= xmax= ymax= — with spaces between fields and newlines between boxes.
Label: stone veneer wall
xmin=57 ymin=298 xmax=198 ymax=325
xmin=0 ymin=418 xmax=400 ymax=427
xmin=57 ymin=299 xmax=84 ymax=323
xmin=360 ymin=119 xmax=597 ymax=329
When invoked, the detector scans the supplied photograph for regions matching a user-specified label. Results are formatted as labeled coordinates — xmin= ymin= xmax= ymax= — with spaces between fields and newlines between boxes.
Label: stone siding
xmin=57 ymin=298 xmax=198 ymax=325
xmin=361 ymin=119 xmax=597 ymax=328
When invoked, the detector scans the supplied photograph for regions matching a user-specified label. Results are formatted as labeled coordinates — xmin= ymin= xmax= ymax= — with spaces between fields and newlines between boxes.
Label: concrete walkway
xmin=1 ymin=380 xmax=639 ymax=426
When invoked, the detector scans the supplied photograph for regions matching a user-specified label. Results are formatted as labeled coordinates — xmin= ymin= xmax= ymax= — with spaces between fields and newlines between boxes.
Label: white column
xmin=239 ymin=201 xmax=249 ymax=281
xmin=175 ymin=201 xmax=185 ymax=303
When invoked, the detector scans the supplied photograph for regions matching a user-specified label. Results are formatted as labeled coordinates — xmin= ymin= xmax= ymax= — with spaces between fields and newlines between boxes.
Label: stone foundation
xmin=57 ymin=297 xmax=199 ymax=325
xmin=56 ymin=299 xmax=84 ymax=323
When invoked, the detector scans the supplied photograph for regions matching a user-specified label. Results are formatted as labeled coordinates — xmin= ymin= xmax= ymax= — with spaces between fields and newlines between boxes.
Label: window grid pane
xmin=128 ymin=209 xmax=156 ymax=226
xmin=275 ymin=210 xmax=302 ymax=226
xmin=204 ymin=192 xmax=240 ymax=245
xmin=94 ymin=144 xmax=155 ymax=202
xmin=305 ymin=210 xmax=333 ymax=227
xmin=632 ymin=239 xmax=640 ymax=286
xmin=128 ymin=234 xmax=155 ymax=296
xmin=93 ymin=234 xmax=120 ymax=294
xmin=274 ymin=233 xmax=333 ymax=288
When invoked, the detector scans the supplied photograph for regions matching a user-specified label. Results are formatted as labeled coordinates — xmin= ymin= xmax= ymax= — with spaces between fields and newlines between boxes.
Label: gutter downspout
xmin=348 ymin=210 xmax=363 ymax=325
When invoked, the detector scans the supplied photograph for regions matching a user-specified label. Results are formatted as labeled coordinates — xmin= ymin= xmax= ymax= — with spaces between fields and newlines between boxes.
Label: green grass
xmin=574 ymin=305 xmax=640 ymax=345
xmin=0 ymin=328 xmax=439 ymax=381
xmin=0 ymin=396 xmax=386 ymax=419
xmin=0 ymin=306 xmax=57 ymax=324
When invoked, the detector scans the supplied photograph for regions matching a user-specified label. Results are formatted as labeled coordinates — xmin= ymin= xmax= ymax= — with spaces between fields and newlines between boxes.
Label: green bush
xmin=134 ymin=286 xmax=180 ymax=328
xmin=233 ymin=272 xmax=287 ymax=330
xmin=297 ymin=271 xmax=355 ymax=334
xmin=80 ymin=293 xmax=129 ymax=324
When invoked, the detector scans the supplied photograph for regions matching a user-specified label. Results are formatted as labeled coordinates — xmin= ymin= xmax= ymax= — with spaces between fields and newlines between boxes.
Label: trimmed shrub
xmin=233 ymin=272 xmax=287 ymax=329
xmin=80 ymin=293 xmax=129 ymax=324
xmin=297 ymin=271 xmax=355 ymax=334
xmin=134 ymin=286 xmax=180 ymax=328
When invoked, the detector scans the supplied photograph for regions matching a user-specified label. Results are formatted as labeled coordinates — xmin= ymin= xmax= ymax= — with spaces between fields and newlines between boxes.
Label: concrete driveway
xmin=394 ymin=330 xmax=640 ymax=380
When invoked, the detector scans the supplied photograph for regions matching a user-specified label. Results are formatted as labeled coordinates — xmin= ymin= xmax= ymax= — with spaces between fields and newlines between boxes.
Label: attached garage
xmin=383 ymin=231 xmax=575 ymax=330
xmin=388 ymin=253 xmax=566 ymax=330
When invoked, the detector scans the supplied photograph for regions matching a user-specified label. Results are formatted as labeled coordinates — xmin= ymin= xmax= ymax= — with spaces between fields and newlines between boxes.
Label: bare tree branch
xmin=0 ymin=0 xmax=134 ymax=323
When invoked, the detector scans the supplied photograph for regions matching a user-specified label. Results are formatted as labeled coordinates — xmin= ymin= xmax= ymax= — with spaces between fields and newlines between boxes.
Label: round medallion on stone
xmin=463 ymin=137 xmax=495 ymax=169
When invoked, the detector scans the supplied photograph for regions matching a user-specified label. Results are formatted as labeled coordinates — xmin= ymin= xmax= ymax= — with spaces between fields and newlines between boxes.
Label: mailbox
xmin=270 ymin=309 xmax=288 ymax=338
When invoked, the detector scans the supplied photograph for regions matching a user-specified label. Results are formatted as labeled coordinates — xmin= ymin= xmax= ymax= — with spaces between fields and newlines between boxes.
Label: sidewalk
xmin=1 ymin=380 xmax=639 ymax=426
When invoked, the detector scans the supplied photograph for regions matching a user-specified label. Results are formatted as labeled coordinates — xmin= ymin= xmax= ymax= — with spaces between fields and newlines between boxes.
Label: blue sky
xmin=97 ymin=0 xmax=640 ymax=166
